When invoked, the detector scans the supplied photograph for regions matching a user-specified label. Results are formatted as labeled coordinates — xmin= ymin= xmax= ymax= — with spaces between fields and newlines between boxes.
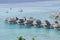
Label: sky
xmin=0 ymin=0 xmax=60 ymax=4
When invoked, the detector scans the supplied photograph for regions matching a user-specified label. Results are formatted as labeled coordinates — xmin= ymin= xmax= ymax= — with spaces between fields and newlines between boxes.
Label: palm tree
xmin=18 ymin=36 xmax=25 ymax=40
xmin=32 ymin=37 xmax=35 ymax=40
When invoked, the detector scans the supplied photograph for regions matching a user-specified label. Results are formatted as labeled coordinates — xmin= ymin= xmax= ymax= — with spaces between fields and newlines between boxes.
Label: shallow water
xmin=0 ymin=1 xmax=60 ymax=40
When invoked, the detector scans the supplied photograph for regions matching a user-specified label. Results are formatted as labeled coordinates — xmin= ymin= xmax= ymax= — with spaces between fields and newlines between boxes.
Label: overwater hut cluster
xmin=5 ymin=12 xmax=60 ymax=29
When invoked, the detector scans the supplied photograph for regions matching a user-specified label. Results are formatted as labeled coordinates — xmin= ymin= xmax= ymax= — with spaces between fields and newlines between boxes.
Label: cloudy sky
xmin=0 ymin=0 xmax=60 ymax=4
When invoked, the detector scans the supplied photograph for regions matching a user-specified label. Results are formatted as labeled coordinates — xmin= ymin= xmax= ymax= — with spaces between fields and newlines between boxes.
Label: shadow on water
xmin=54 ymin=28 xmax=60 ymax=31
xmin=4 ymin=22 xmax=33 ymax=29
xmin=4 ymin=21 xmax=60 ymax=31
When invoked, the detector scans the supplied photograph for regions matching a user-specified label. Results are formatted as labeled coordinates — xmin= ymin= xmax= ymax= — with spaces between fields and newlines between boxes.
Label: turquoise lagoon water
xmin=0 ymin=1 xmax=60 ymax=40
